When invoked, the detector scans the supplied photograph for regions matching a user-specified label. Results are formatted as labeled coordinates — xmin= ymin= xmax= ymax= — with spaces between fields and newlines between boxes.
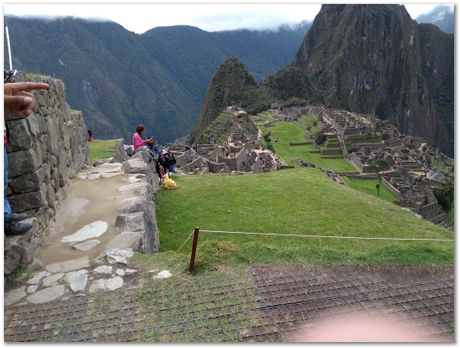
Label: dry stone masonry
xmin=5 ymin=134 xmax=162 ymax=305
xmin=5 ymin=73 xmax=90 ymax=274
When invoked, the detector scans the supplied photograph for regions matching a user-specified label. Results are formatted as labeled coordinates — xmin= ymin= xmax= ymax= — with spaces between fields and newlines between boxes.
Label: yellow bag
xmin=163 ymin=176 xmax=177 ymax=190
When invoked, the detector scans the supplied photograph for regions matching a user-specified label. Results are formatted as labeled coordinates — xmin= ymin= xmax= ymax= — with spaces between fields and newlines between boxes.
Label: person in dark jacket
xmin=166 ymin=151 xmax=176 ymax=173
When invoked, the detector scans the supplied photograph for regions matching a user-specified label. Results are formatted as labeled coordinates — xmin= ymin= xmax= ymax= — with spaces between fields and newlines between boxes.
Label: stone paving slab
xmin=4 ymin=266 xmax=454 ymax=342
xmin=45 ymin=256 xmax=90 ymax=273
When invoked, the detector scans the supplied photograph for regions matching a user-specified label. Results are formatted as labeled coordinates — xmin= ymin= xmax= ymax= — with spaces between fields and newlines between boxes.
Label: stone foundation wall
xmin=119 ymin=148 xmax=160 ymax=252
xmin=4 ymin=73 xmax=90 ymax=274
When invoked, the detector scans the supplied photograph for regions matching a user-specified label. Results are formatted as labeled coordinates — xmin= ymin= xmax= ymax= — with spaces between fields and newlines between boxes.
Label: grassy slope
xmin=258 ymin=121 xmax=356 ymax=172
xmin=157 ymin=169 xmax=453 ymax=268
xmin=342 ymin=177 xmax=399 ymax=203
xmin=87 ymin=139 xmax=118 ymax=163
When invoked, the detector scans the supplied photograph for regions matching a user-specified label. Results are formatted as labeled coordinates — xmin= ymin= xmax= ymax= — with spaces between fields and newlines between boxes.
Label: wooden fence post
xmin=188 ymin=227 xmax=200 ymax=274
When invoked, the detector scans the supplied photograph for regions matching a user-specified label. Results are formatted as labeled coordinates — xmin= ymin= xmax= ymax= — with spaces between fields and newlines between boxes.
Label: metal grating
xmin=4 ymin=266 xmax=454 ymax=342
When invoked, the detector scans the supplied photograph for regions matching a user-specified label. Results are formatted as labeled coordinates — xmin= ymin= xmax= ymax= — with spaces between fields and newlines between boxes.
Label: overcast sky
xmin=3 ymin=2 xmax=455 ymax=34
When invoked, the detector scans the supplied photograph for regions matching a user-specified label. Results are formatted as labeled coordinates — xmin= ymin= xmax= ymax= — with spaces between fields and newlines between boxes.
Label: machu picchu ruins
xmin=165 ymin=102 xmax=452 ymax=226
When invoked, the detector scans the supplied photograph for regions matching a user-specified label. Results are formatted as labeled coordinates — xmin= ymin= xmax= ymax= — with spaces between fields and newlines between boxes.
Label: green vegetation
xmin=25 ymin=71 xmax=50 ymax=79
xmin=252 ymin=111 xmax=272 ymax=124
xmin=87 ymin=139 xmax=118 ymax=163
xmin=258 ymin=121 xmax=356 ymax=172
xmin=433 ymin=177 xmax=454 ymax=224
xmin=341 ymin=177 xmax=399 ymax=203
xmin=5 ymin=265 xmax=31 ymax=285
xmin=157 ymin=169 xmax=453 ymax=269
xmin=196 ymin=110 xmax=235 ymax=144
xmin=189 ymin=58 xmax=258 ymax=143
xmin=447 ymin=208 xmax=454 ymax=226
xmin=128 ymin=252 xmax=262 ymax=342
xmin=429 ymin=154 xmax=450 ymax=173
xmin=236 ymin=85 xmax=278 ymax=115
xmin=11 ymin=17 xmax=309 ymax=145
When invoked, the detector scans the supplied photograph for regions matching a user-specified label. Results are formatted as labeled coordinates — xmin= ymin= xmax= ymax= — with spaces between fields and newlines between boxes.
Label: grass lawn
xmin=157 ymin=169 xmax=453 ymax=270
xmin=258 ymin=122 xmax=356 ymax=172
xmin=88 ymin=139 xmax=119 ymax=163
xmin=342 ymin=177 xmax=399 ymax=203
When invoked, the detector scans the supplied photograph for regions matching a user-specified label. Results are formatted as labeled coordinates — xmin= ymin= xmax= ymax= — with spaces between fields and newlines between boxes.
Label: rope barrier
xmin=199 ymin=229 xmax=454 ymax=243
xmin=177 ymin=230 xmax=195 ymax=252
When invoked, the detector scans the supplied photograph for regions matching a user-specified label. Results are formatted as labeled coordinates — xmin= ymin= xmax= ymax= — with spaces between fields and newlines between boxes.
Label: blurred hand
xmin=4 ymin=82 xmax=49 ymax=118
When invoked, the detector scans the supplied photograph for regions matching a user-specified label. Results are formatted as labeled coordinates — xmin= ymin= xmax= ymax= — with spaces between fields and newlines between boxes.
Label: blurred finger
xmin=10 ymin=82 xmax=49 ymax=92
xmin=4 ymin=95 xmax=35 ymax=117
xmin=20 ymin=91 xmax=35 ymax=98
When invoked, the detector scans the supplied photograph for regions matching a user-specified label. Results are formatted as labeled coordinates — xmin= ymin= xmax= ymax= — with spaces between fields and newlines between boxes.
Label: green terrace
xmin=257 ymin=118 xmax=356 ymax=172
xmin=88 ymin=139 xmax=119 ymax=163
xmin=157 ymin=169 xmax=453 ymax=270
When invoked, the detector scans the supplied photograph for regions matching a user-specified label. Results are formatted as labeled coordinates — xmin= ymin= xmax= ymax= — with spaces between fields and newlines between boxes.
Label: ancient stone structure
xmin=305 ymin=105 xmax=450 ymax=224
xmin=118 ymin=148 xmax=160 ymax=253
xmin=5 ymin=74 xmax=90 ymax=274
xmin=172 ymin=106 xmax=282 ymax=175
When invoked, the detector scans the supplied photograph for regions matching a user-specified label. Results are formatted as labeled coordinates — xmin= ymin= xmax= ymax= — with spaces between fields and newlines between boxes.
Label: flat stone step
xmin=45 ymin=256 xmax=90 ymax=273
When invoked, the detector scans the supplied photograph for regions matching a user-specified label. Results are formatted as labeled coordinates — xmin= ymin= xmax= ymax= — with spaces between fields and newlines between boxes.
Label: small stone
xmin=153 ymin=270 xmax=172 ymax=279
xmin=93 ymin=265 xmax=113 ymax=275
xmin=27 ymin=257 xmax=43 ymax=272
xmin=100 ymin=172 xmax=121 ymax=179
xmin=27 ymin=285 xmax=38 ymax=294
xmin=42 ymin=273 xmax=65 ymax=287
xmin=5 ymin=286 xmax=26 ymax=306
xmin=105 ymin=248 xmax=134 ymax=264
xmin=88 ymin=276 xmax=123 ymax=293
xmin=125 ymin=269 xmax=138 ymax=275
xmin=27 ymin=271 xmax=50 ymax=285
xmin=91 ymin=256 xmax=105 ymax=266
xmin=99 ymin=162 xmax=123 ymax=172
xmin=87 ymin=173 xmax=101 ymax=180
xmin=62 ymin=221 xmax=108 ymax=243
xmin=72 ymin=239 xmax=101 ymax=251
xmin=115 ymin=269 xmax=125 ymax=276
xmin=65 ymin=270 xmax=88 ymax=293
xmin=124 ymin=176 xmax=141 ymax=183
xmin=27 ymin=285 xmax=65 ymax=304
xmin=45 ymin=256 xmax=89 ymax=273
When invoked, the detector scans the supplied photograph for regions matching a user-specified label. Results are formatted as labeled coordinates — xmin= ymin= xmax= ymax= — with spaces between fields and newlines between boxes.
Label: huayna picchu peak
xmin=189 ymin=58 xmax=272 ymax=143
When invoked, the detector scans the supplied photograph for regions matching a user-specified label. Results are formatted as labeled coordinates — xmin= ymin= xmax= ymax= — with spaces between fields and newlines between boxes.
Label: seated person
xmin=145 ymin=136 xmax=159 ymax=160
xmin=132 ymin=124 xmax=154 ymax=153
xmin=158 ymin=150 xmax=168 ymax=178
xmin=165 ymin=151 xmax=177 ymax=173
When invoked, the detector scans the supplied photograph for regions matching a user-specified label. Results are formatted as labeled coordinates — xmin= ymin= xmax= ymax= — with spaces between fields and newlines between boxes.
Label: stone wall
xmin=118 ymin=148 xmax=160 ymax=253
xmin=110 ymin=139 xmax=128 ymax=164
xmin=5 ymin=73 xmax=90 ymax=274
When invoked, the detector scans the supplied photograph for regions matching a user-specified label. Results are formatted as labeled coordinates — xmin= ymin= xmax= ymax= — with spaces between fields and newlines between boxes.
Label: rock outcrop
xmin=5 ymin=73 xmax=90 ymax=274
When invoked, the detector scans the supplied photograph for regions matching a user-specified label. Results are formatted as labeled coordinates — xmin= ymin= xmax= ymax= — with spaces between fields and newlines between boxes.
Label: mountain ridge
xmin=5 ymin=16 xmax=310 ymax=144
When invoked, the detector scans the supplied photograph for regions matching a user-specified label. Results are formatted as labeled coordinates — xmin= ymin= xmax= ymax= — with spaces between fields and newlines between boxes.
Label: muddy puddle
xmin=36 ymin=174 xmax=129 ymax=265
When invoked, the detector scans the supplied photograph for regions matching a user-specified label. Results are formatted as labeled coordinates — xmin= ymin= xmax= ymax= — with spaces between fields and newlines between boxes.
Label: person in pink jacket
xmin=132 ymin=124 xmax=153 ymax=153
